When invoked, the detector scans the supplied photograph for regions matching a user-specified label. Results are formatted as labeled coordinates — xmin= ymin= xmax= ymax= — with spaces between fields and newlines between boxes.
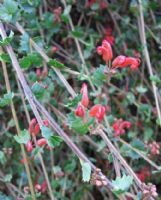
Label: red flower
xmin=37 ymin=138 xmax=47 ymax=147
xmin=80 ymin=83 xmax=89 ymax=108
xmin=89 ymin=104 xmax=105 ymax=122
xmin=29 ymin=118 xmax=40 ymax=136
xmin=43 ymin=119 xmax=49 ymax=126
xmin=97 ymin=40 xmax=113 ymax=63
xmin=75 ymin=105 xmax=85 ymax=118
xmin=112 ymin=55 xmax=140 ymax=70
xmin=104 ymin=36 xmax=115 ymax=46
xmin=112 ymin=119 xmax=131 ymax=137
xmin=25 ymin=141 xmax=33 ymax=153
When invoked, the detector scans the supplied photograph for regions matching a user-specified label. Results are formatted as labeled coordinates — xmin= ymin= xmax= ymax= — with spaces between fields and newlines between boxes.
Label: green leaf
xmin=4 ymin=174 xmax=12 ymax=183
xmin=14 ymin=129 xmax=30 ymax=144
xmin=0 ymin=151 xmax=6 ymax=164
xmin=80 ymin=161 xmax=91 ymax=182
xmin=47 ymin=135 xmax=63 ymax=148
xmin=112 ymin=174 xmax=133 ymax=194
xmin=4 ymin=0 xmax=18 ymax=14
xmin=19 ymin=33 xmax=30 ymax=52
xmin=0 ymin=92 xmax=14 ymax=107
xmin=136 ymin=85 xmax=148 ymax=93
xmin=40 ymin=125 xmax=53 ymax=139
xmin=93 ymin=65 xmax=107 ymax=87
xmin=0 ymin=53 xmax=11 ymax=63
xmin=67 ymin=113 xmax=90 ymax=135
xmin=66 ymin=94 xmax=82 ymax=108
xmin=150 ymin=75 xmax=160 ymax=84
xmin=48 ymin=59 xmax=65 ymax=69
xmin=20 ymin=53 xmax=42 ymax=69
xmin=0 ymin=31 xmax=14 ymax=47
xmin=31 ymin=82 xmax=45 ymax=98
xmin=0 ymin=0 xmax=18 ymax=22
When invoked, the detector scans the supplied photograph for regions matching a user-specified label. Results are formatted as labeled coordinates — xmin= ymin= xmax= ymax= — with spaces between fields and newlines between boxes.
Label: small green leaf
xmin=150 ymin=75 xmax=160 ymax=84
xmin=93 ymin=65 xmax=107 ymax=87
xmin=19 ymin=33 xmax=30 ymax=52
xmin=66 ymin=94 xmax=82 ymax=108
xmin=0 ymin=53 xmax=11 ymax=63
xmin=0 ymin=151 xmax=6 ymax=164
xmin=112 ymin=174 xmax=133 ymax=194
xmin=80 ymin=161 xmax=91 ymax=182
xmin=4 ymin=174 xmax=12 ymax=183
xmin=31 ymin=82 xmax=45 ymax=98
xmin=0 ymin=31 xmax=14 ymax=47
xmin=0 ymin=0 xmax=18 ymax=22
xmin=47 ymin=135 xmax=63 ymax=148
xmin=14 ymin=130 xmax=30 ymax=144
xmin=40 ymin=125 xmax=53 ymax=139
xmin=20 ymin=53 xmax=42 ymax=69
xmin=48 ymin=59 xmax=65 ymax=69
xmin=0 ymin=92 xmax=14 ymax=107
xmin=136 ymin=85 xmax=147 ymax=93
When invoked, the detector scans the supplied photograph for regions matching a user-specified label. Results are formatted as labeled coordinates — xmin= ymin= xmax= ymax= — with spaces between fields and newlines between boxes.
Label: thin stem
xmin=15 ymin=22 xmax=76 ymax=99
xmin=119 ymin=138 xmax=160 ymax=170
xmin=0 ymin=23 xmax=55 ymax=200
xmin=138 ymin=0 xmax=161 ymax=126
xmin=98 ymin=129 xmax=142 ymax=190
xmin=0 ymin=47 xmax=36 ymax=200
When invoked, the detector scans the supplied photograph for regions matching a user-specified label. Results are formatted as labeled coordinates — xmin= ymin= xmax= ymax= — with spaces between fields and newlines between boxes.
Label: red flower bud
xmin=80 ymin=83 xmax=89 ymax=108
xmin=75 ymin=105 xmax=85 ymax=118
xmin=112 ymin=55 xmax=140 ymax=70
xmin=89 ymin=104 xmax=105 ymax=122
xmin=43 ymin=119 xmax=49 ymax=126
xmin=26 ymin=141 xmax=33 ymax=153
xmin=33 ymin=123 xmax=40 ymax=136
xmin=37 ymin=138 xmax=47 ymax=147
xmin=97 ymin=40 xmax=113 ymax=63
xmin=35 ymin=184 xmax=41 ymax=191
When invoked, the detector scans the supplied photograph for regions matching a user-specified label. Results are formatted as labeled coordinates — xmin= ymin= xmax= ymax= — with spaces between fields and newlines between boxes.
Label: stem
xmin=15 ymin=22 xmax=76 ymax=99
xmin=119 ymin=138 xmax=160 ymax=170
xmin=98 ymin=129 xmax=142 ymax=190
xmin=0 ymin=23 xmax=55 ymax=200
xmin=0 ymin=47 xmax=36 ymax=200
xmin=138 ymin=0 xmax=161 ymax=126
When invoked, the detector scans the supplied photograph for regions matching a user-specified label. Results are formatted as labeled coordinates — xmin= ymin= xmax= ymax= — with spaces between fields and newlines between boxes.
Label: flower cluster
xmin=145 ymin=141 xmax=160 ymax=155
xmin=75 ymin=83 xmax=106 ymax=122
xmin=97 ymin=40 xmax=140 ymax=70
xmin=90 ymin=168 xmax=107 ymax=187
xmin=112 ymin=119 xmax=132 ymax=137
xmin=26 ymin=119 xmax=50 ymax=153
xmin=142 ymin=183 xmax=158 ymax=198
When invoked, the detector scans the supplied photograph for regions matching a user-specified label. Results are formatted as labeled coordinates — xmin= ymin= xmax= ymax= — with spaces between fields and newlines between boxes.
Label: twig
xmin=0 ymin=46 xmax=36 ymax=199
xmin=0 ymin=22 xmax=55 ymax=200
xmin=138 ymin=0 xmax=161 ymax=126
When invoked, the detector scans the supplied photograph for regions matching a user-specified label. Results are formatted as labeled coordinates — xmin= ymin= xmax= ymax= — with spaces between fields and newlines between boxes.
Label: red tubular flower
xmin=112 ymin=55 xmax=140 ymax=70
xmin=75 ymin=105 xmax=85 ymax=118
xmin=80 ymin=83 xmax=89 ymax=108
xmin=34 ymin=124 xmax=40 ymax=136
xmin=29 ymin=118 xmax=37 ymax=134
xmin=26 ymin=141 xmax=33 ymax=153
xmin=112 ymin=119 xmax=132 ymax=137
xmin=97 ymin=40 xmax=113 ymax=63
xmin=89 ymin=104 xmax=105 ymax=122
xmin=37 ymin=138 xmax=47 ymax=147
